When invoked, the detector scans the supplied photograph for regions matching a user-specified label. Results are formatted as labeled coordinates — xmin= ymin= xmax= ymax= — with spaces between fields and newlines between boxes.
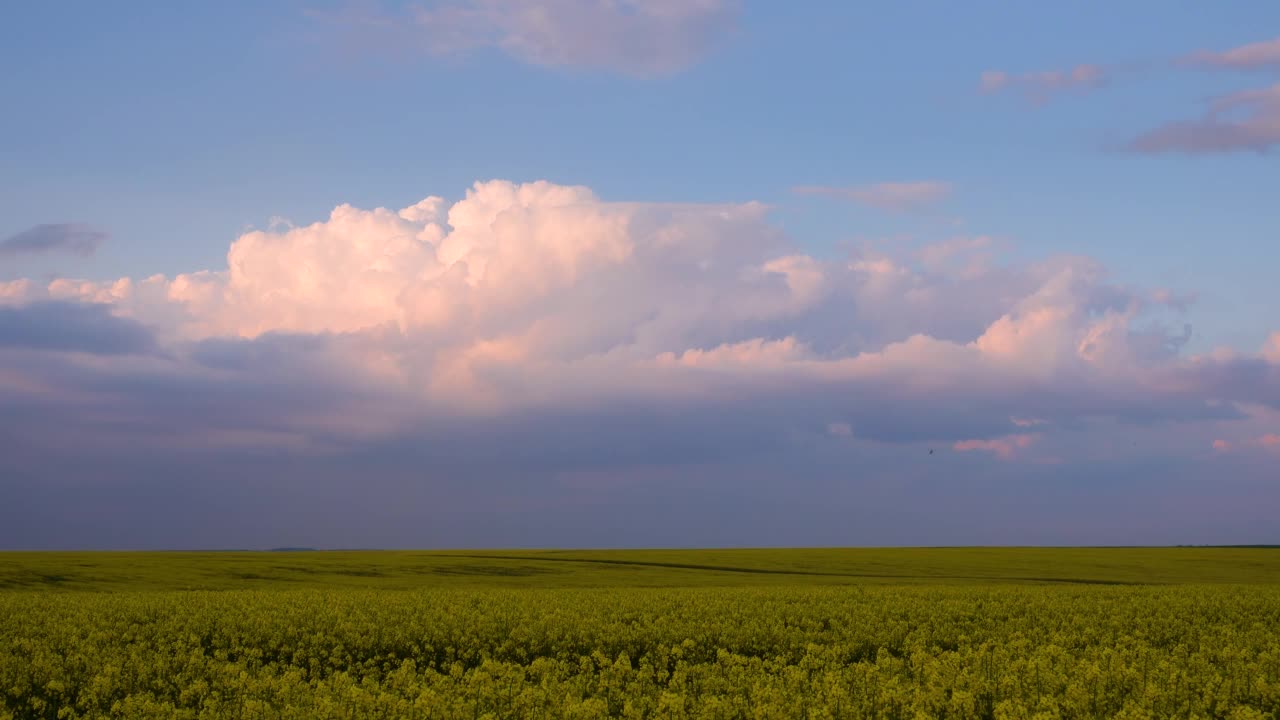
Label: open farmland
xmin=2 ymin=548 xmax=1280 ymax=719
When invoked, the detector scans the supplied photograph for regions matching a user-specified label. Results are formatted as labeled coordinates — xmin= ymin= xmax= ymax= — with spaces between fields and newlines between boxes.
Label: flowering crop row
xmin=3 ymin=585 xmax=1279 ymax=719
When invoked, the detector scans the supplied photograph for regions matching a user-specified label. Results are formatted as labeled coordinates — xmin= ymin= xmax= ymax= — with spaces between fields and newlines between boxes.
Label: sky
xmin=1 ymin=1 xmax=1278 ymax=549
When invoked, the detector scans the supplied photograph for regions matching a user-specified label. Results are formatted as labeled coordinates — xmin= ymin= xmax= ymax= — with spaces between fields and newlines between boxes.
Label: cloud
xmin=312 ymin=0 xmax=739 ymax=76
xmin=914 ymin=236 xmax=995 ymax=275
xmin=1129 ymin=83 xmax=1280 ymax=153
xmin=0 ymin=224 xmax=108 ymax=259
xmin=953 ymin=433 xmax=1037 ymax=460
xmin=3 ymin=179 xmax=1279 ymax=546
xmin=826 ymin=421 xmax=853 ymax=437
xmin=978 ymin=64 xmax=1107 ymax=104
xmin=983 ymin=38 xmax=1280 ymax=154
xmin=1211 ymin=433 xmax=1280 ymax=454
xmin=0 ymin=302 xmax=155 ymax=356
xmin=2 ymin=178 xmax=1271 ymax=444
xmin=1130 ymin=37 xmax=1280 ymax=154
xmin=1186 ymin=36 xmax=1280 ymax=70
xmin=1264 ymin=333 xmax=1280 ymax=363
xmin=793 ymin=181 xmax=952 ymax=213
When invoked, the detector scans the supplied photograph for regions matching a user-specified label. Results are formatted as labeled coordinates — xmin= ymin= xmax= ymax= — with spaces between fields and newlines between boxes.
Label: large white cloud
xmin=6 ymin=179 xmax=1280 ymax=548
xmin=3 ymin=179 xmax=1277 ymax=457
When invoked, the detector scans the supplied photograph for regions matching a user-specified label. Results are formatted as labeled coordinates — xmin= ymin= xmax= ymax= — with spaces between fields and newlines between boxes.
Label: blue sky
xmin=1 ymin=2 xmax=1279 ymax=548
xmin=5 ymin=2 xmax=1277 ymax=320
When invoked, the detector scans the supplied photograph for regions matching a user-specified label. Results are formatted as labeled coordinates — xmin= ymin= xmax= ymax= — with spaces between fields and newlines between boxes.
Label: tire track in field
xmin=431 ymin=554 xmax=1146 ymax=585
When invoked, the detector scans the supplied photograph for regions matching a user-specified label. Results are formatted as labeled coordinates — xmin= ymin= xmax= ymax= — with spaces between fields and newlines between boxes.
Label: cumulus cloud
xmin=3 ymin=179 xmax=1280 ymax=546
xmin=978 ymin=64 xmax=1107 ymax=105
xmin=1129 ymin=83 xmax=1280 ymax=153
xmin=793 ymin=181 xmax=952 ymax=213
xmin=0 ymin=224 xmax=108 ymax=259
xmin=1186 ymin=36 xmax=1280 ymax=70
xmin=2 ymin=179 xmax=1274 ymax=446
xmin=312 ymin=0 xmax=739 ymax=76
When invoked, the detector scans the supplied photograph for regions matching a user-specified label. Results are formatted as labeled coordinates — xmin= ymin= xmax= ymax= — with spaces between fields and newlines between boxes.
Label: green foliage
xmin=2 ymin=550 xmax=1279 ymax=718
xmin=3 ymin=547 xmax=1279 ymax=591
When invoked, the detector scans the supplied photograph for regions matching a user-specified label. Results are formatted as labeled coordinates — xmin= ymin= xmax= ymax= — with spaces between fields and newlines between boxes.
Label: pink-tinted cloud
xmin=979 ymin=70 xmax=1009 ymax=93
xmin=1150 ymin=288 xmax=1198 ymax=313
xmin=1 ymin=178 xmax=1277 ymax=465
xmin=5 ymin=179 xmax=1280 ymax=547
xmin=915 ymin=235 xmax=992 ymax=265
xmin=1212 ymin=433 xmax=1280 ymax=453
xmin=826 ymin=422 xmax=853 ymax=437
xmin=1263 ymin=332 xmax=1280 ymax=362
xmin=793 ymin=181 xmax=952 ymax=212
xmin=914 ymin=236 xmax=997 ymax=279
xmin=0 ymin=279 xmax=33 ymax=304
xmin=953 ymin=434 xmax=1037 ymax=460
xmin=311 ymin=0 xmax=740 ymax=76
xmin=978 ymin=64 xmax=1107 ymax=105
xmin=1186 ymin=36 xmax=1280 ymax=70
xmin=1129 ymin=83 xmax=1280 ymax=153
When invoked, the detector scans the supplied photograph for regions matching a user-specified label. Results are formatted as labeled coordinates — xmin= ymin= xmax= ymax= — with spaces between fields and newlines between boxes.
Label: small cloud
xmin=1128 ymin=83 xmax=1280 ymax=154
xmin=1150 ymin=288 xmax=1197 ymax=313
xmin=979 ymin=70 xmax=1008 ymax=93
xmin=915 ymin=236 xmax=994 ymax=270
xmin=826 ymin=422 xmax=853 ymax=437
xmin=794 ymin=181 xmax=952 ymax=213
xmin=309 ymin=0 xmax=740 ymax=77
xmin=1185 ymin=36 xmax=1280 ymax=70
xmin=1264 ymin=333 xmax=1280 ymax=363
xmin=0 ymin=224 xmax=108 ymax=259
xmin=978 ymin=64 xmax=1108 ymax=105
xmin=0 ymin=279 xmax=33 ymax=305
xmin=1212 ymin=434 xmax=1280 ymax=453
xmin=953 ymin=434 xmax=1037 ymax=460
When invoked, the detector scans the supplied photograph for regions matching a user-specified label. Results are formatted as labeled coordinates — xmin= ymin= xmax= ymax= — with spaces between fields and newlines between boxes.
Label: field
xmin=2 ymin=548 xmax=1279 ymax=719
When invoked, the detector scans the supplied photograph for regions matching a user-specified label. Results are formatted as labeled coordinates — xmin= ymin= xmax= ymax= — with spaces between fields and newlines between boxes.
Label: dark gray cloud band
xmin=0 ymin=302 xmax=154 ymax=356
